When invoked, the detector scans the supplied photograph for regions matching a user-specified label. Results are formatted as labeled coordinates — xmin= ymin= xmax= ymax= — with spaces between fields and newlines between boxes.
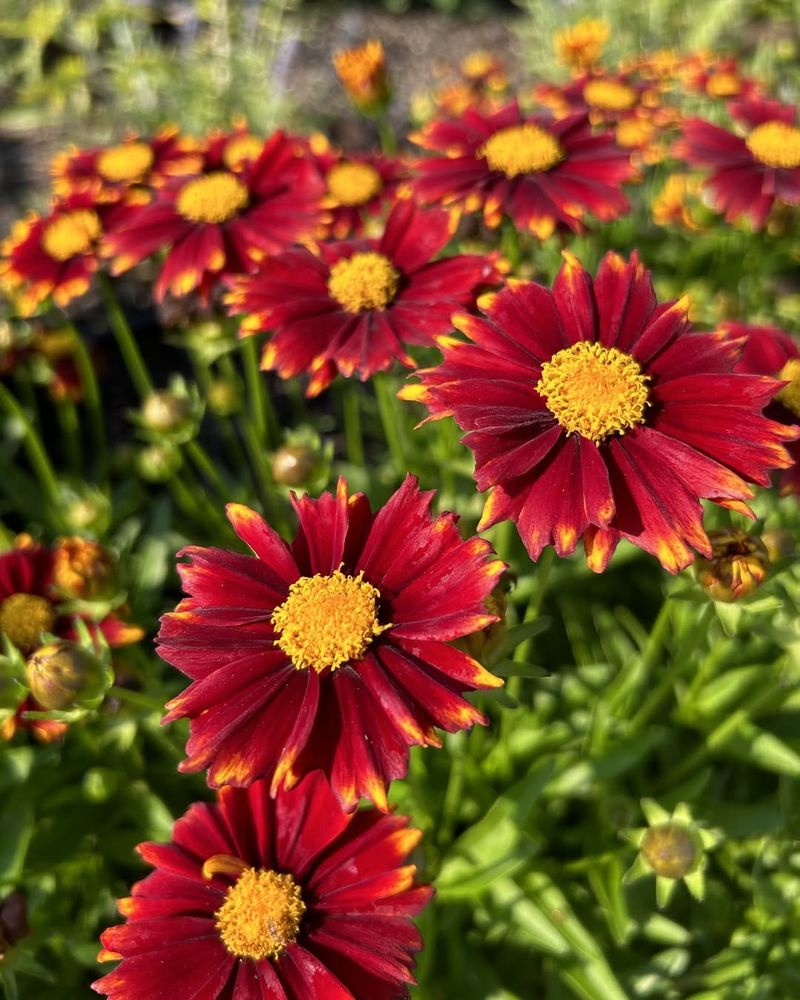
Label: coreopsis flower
xmin=623 ymin=799 xmax=721 ymax=909
xmin=652 ymin=173 xmax=704 ymax=229
xmin=103 ymin=131 xmax=325 ymax=302
xmin=412 ymin=101 xmax=635 ymax=238
xmin=0 ymin=536 xmax=142 ymax=653
xmin=333 ymin=40 xmax=390 ymax=114
xmin=722 ymin=321 xmax=800 ymax=495
xmin=93 ymin=772 xmax=432 ymax=1000
xmin=401 ymin=251 xmax=797 ymax=573
xmin=0 ymin=191 xmax=125 ymax=315
xmin=537 ymin=73 xmax=661 ymax=127
xmin=204 ymin=122 xmax=267 ymax=173
xmin=554 ymin=18 xmax=610 ymax=73
xmin=695 ymin=528 xmax=769 ymax=602
xmin=227 ymin=200 xmax=503 ymax=396
xmin=309 ymin=136 xmax=410 ymax=238
xmin=626 ymin=49 xmax=684 ymax=86
xmin=460 ymin=51 xmax=507 ymax=93
xmin=52 ymin=127 xmax=202 ymax=200
xmin=683 ymin=55 xmax=760 ymax=100
xmin=675 ymin=98 xmax=800 ymax=228
xmin=157 ymin=475 xmax=504 ymax=807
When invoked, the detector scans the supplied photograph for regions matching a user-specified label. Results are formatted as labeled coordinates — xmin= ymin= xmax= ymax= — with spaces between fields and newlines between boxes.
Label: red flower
xmin=227 ymin=200 xmax=502 ymax=396
xmin=535 ymin=72 xmax=660 ymax=127
xmin=0 ymin=191 xmax=131 ymax=316
xmin=411 ymin=100 xmax=635 ymax=237
xmin=675 ymin=98 xmax=800 ymax=228
xmin=402 ymin=251 xmax=797 ymax=573
xmin=51 ymin=127 xmax=202 ymax=201
xmin=157 ymin=475 xmax=504 ymax=809
xmin=0 ymin=538 xmax=142 ymax=654
xmin=682 ymin=55 xmax=761 ymax=101
xmin=93 ymin=772 xmax=432 ymax=1000
xmin=104 ymin=131 xmax=325 ymax=302
xmin=722 ymin=321 xmax=800 ymax=495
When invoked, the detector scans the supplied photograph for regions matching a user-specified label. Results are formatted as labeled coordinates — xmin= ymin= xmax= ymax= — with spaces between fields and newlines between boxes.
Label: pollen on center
xmin=213 ymin=865 xmax=305 ymax=961
xmin=42 ymin=210 xmax=102 ymax=262
xmin=327 ymin=162 xmax=383 ymax=206
xmin=97 ymin=142 xmax=155 ymax=183
xmin=745 ymin=121 xmax=800 ymax=169
xmin=582 ymin=79 xmax=638 ymax=112
xmin=536 ymin=340 xmax=650 ymax=444
xmin=271 ymin=568 xmax=390 ymax=672
xmin=176 ymin=172 xmax=249 ymax=224
xmin=479 ymin=124 xmax=564 ymax=177
xmin=327 ymin=251 xmax=400 ymax=312
xmin=0 ymin=592 xmax=57 ymax=651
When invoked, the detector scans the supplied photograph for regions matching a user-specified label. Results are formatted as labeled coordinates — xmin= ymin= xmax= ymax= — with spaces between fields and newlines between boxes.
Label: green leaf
xmin=0 ymin=796 xmax=33 ymax=884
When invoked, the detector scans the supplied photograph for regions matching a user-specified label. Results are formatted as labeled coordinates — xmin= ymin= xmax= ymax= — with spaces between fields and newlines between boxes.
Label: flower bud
xmin=26 ymin=642 xmax=108 ymax=711
xmin=695 ymin=528 xmax=769 ymax=602
xmin=207 ymin=377 xmax=241 ymax=417
xmin=641 ymin=822 xmax=698 ymax=879
xmin=272 ymin=445 xmax=317 ymax=487
xmin=137 ymin=442 xmax=182 ymax=482
xmin=51 ymin=536 xmax=115 ymax=601
xmin=333 ymin=41 xmax=391 ymax=114
xmin=141 ymin=390 xmax=191 ymax=434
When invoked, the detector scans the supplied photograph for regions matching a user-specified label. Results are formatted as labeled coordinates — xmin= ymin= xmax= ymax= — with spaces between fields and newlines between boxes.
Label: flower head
xmin=93 ymin=772 xmax=432 ymax=1000
xmin=675 ymin=99 xmax=800 ymax=228
xmin=554 ymin=19 xmax=610 ymax=73
xmin=157 ymin=475 xmax=504 ymax=809
xmin=412 ymin=101 xmax=635 ymax=237
xmin=402 ymin=251 xmax=797 ymax=573
xmin=695 ymin=528 xmax=770 ymax=602
xmin=227 ymin=200 xmax=502 ymax=396
xmin=103 ymin=131 xmax=324 ymax=302
xmin=333 ymin=40 xmax=390 ymax=113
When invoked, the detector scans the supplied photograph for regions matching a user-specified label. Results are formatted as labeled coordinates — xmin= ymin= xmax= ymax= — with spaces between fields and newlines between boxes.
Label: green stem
xmin=377 ymin=114 xmax=397 ymax=155
xmin=63 ymin=316 xmax=107 ymax=476
xmin=97 ymin=272 xmax=153 ymax=398
xmin=374 ymin=372 xmax=408 ymax=473
xmin=185 ymin=439 xmax=229 ymax=498
xmin=240 ymin=335 xmax=278 ymax=447
xmin=242 ymin=422 xmax=287 ymax=535
xmin=56 ymin=398 xmax=81 ymax=474
xmin=0 ymin=381 xmax=59 ymax=505
xmin=109 ymin=686 xmax=165 ymax=713
xmin=342 ymin=384 xmax=365 ymax=467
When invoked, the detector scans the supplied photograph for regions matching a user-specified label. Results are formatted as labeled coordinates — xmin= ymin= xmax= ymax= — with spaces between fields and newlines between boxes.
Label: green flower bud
xmin=141 ymin=390 xmax=191 ymax=434
xmin=26 ymin=642 xmax=108 ymax=711
xmin=641 ymin=823 xmax=697 ymax=879
xmin=137 ymin=443 xmax=182 ymax=483
xmin=207 ymin=377 xmax=241 ymax=417
xmin=272 ymin=445 xmax=317 ymax=487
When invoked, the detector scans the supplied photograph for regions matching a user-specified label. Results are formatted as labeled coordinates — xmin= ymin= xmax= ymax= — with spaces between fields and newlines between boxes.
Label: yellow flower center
xmin=213 ymin=865 xmax=305 ymax=961
xmin=777 ymin=358 xmax=800 ymax=417
xmin=616 ymin=117 xmax=655 ymax=147
xmin=271 ymin=568 xmax=390 ymax=672
xmin=327 ymin=162 xmax=383 ymax=206
xmin=582 ymin=79 xmax=637 ymax=111
xmin=706 ymin=72 xmax=742 ymax=98
xmin=176 ymin=172 xmax=249 ymax=224
xmin=97 ymin=142 xmax=155 ymax=183
xmin=480 ymin=124 xmax=564 ymax=178
xmin=41 ymin=210 xmax=102 ymax=262
xmin=461 ymin=51 xmax=494 ymax=79
xmin=746 ymin=121 xmax=800 ymax=169
xmin=222 ymin=135 xmax=265 ymax=170
xmin=537 ymin=340 xmax=650 ymax=444
xmin=327 ymin=252 xmax=400 ymax=313
xmin=0 ymin=593 xmax=57 ymax=651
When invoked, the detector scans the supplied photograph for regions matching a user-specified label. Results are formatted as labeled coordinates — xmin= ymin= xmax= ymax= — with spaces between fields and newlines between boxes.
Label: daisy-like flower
xmin=0 ymin=536 xmax=142 ymax=653
xmin=309 ymin=136 xmax=410 ymax=238
xmin=554 ymin=18 xmax=610 ymax=73
xmin=401 ymin=251 xmax=797 ymax=573
xmin=0 ymin=191 xmax=128 ymax=316
xmin=683 ymin=55 xmax=760 ymax=101
xmin=536 ymin=72 xmax=660 ymax=127
xmin=204 ymin=122 xmax=268 ymax=173
xmin=52 ymin=127 xmax=202 ymax=201
xmin=227 ymin=200 xmax=502 ymax=396
xmin=722 ymin=321 xmax=800 ymax=495
xmin=157 ymin=475 xmax=504 ymax=808
xmin=93 ymin=772 xmax=432 ymax=1000
xmin=103 ymin=131 xmax=325 ymax=302
xmin=412 ymin=101 xmax=635 ymax=238
xmin=675 ymin=98 xmax=800 ymax=228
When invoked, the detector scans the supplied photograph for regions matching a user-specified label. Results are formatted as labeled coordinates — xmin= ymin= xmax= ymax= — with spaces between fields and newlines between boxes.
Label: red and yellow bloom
xmin=676 ymin=98 xmax=800 ymax=228
xmin=93 ymin=772 xmax=432 ymax=1000
xmin=104 ymin=131 xmax=324 ymax=302
xmin=403 ymin=251 xmax=797 ymax=573
xmin=227 ymin=200 xmax=502 ymax=396
xmin=412 ymin=101 xmax=635 ymax=237
xmin=157 ymin=475 xmax=504 ymax=808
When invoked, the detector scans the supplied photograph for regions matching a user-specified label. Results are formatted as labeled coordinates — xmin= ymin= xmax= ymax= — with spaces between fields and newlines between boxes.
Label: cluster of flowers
xmin=1 ymin=23 xmax=800 ymax=1000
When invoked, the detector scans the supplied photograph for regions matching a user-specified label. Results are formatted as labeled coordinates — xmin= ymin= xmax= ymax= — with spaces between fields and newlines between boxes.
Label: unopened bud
xmin=141 ymin=390 xmax=191 ymax=434
xmin=333 ymin=41 xmax=391 ymax=114
xmin=695 ymin=528 xmax=769 ymax=602
xmin=207 ymin=377 xmax=241 ymax=417
xmin=641 ymin=823 xmax=697 ymax=879
xmin=272 ymin=445 xmax=317 ymax=487
xmin=26 ymin=642 xmax=108 ymax=711
xmin=137 ymin=443 xmax=182 ymax=482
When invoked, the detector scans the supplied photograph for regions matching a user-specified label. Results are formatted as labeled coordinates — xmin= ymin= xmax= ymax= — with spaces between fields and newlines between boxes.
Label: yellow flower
xmin=333 ymin=40 xmax=390 ymax=113
xmin=652 ymin=174 xmax=703 ymax=231
xmin=554 ymin=18 xmax=610 ymax=72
